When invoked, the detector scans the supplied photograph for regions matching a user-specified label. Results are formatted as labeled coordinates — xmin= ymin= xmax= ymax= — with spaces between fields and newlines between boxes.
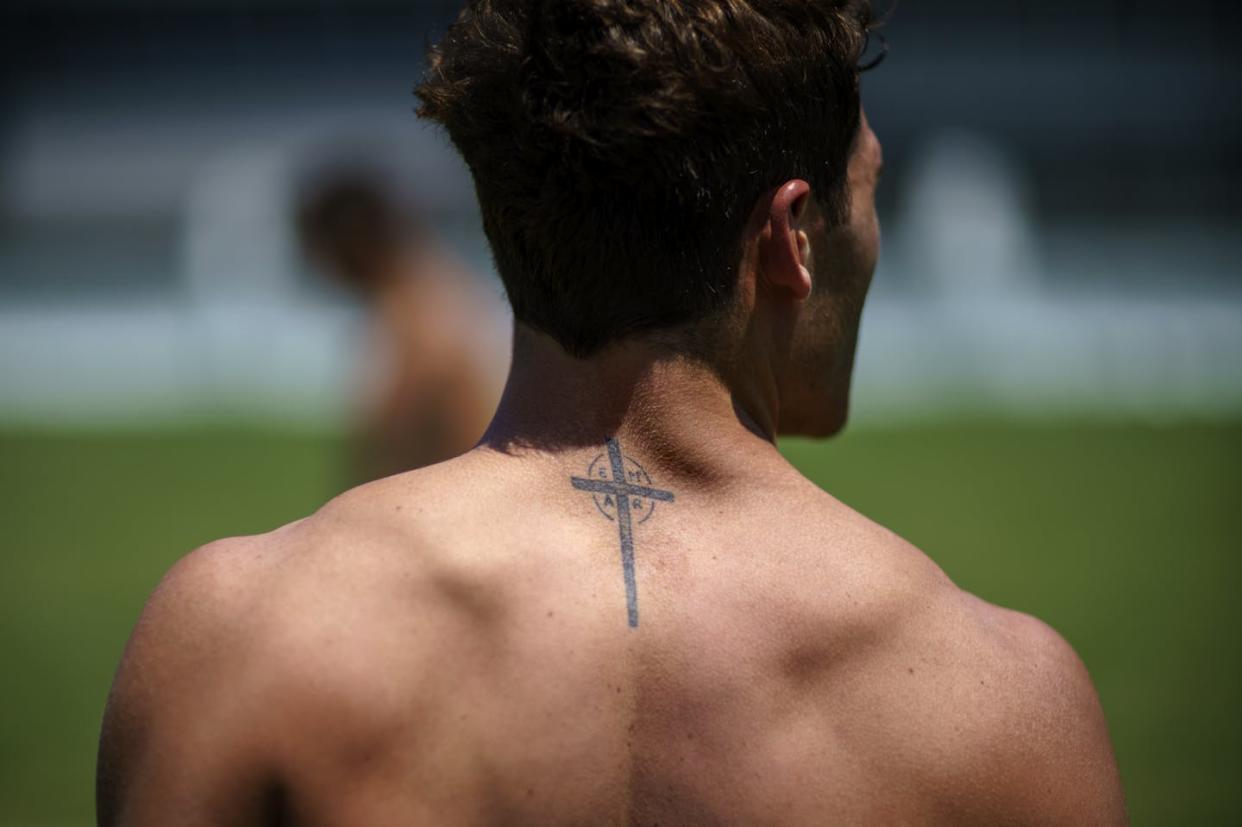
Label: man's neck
xmin=480 ymin=328 xmax=788 ymax=491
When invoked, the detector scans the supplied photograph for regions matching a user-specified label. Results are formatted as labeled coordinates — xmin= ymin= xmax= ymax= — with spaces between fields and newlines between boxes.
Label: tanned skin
xmin=97 ymin=115 xmax=1127 ymax=826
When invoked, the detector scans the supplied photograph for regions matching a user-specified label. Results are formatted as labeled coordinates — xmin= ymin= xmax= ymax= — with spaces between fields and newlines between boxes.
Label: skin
xmin=327 ymin=243 xmax=504 ymax=482
xmin=97 ymin=112 xmax=1128 ymax=826
xmin=353 ymin=248 xmax=503 ymax=481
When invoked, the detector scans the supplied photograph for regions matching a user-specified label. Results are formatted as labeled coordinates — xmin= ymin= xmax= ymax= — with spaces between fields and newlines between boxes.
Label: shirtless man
xmin=97 ymin=1 xmax=1127 ymax=824
xmin=296 ymin=168 xmax=504 ymax=481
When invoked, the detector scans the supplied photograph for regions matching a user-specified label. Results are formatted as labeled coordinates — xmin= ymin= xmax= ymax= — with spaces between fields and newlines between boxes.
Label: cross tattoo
xmin=571 ymin=437 xmax=674 ymax=628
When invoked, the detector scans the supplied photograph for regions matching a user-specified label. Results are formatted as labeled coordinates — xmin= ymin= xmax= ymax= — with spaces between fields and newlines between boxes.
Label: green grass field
xmin=1 ymin=421 xmax=1239 ymax=825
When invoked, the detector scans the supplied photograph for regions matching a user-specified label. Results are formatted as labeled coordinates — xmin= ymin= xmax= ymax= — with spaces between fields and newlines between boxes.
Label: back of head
xmin=417 ymin=0 xmax=872 ymax=357
xmin=296 ymin=167 xmax=426 ymax=293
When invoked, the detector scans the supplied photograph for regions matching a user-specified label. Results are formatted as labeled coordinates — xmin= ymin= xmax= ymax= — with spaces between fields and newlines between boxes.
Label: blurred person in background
xmin=297 ymin=166 xmax=504 ymax=480
xmin=98 ymin=1 xmax=1127 ymax=825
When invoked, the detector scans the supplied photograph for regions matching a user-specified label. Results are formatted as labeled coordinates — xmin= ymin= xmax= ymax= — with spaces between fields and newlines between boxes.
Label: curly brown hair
xmin=417 ymin=0 xmax=873 ymax=357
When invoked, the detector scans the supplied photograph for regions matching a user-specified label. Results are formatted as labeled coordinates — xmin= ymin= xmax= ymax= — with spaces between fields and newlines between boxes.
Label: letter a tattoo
xmin=570 ymin=438 xmax=674 ymax=628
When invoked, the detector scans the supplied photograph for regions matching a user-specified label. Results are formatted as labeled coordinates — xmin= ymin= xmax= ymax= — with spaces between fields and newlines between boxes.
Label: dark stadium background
xmin=1 ymin=1 xmax=1239 ymax=823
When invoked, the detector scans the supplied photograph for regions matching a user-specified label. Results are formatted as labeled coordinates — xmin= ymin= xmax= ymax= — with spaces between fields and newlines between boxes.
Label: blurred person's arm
xmin=96 ymin=539 xmax=285 ymax=826
xmin=353 ymin=346 xmax=497 ymax=482
xmin=352 ymin=262 xmax=506 ymax=482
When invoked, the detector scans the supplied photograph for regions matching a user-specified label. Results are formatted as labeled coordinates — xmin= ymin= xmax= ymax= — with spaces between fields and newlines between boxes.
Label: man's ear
xmin=758 ymin=179 xmax=814 ymax=301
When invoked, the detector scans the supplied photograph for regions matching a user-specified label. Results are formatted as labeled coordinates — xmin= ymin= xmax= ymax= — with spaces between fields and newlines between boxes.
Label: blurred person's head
xmin=417 ymin=0 xmax=882 ymax=437
xmin=296 ymin=168 xmax=426 ymax=295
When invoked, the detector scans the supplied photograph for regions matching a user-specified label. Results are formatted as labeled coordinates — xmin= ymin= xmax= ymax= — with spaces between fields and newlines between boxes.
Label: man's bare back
xmin=98 ymin=430 xmax=1125 ymax=825
xmin=99 ymin=2 xmax=1127 ymax=820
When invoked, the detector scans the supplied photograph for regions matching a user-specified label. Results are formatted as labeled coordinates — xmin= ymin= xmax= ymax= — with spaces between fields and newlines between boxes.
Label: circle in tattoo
xmin=584 ymin=451 xmax=661 ymax=524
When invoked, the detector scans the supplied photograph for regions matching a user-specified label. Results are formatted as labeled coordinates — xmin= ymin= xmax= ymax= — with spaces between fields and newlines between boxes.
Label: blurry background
xmin=1 ymin=0 xmax=1239 ymax=823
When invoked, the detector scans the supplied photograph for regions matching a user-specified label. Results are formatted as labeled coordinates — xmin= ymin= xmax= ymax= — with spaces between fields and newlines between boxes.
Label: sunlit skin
xmin=97 ymin=110 xmax=1127 ymax=826
xmin=353 ymin=248 xmax=503 ymax=480
xmin=311 ymin=234 xmax=504 ymax=482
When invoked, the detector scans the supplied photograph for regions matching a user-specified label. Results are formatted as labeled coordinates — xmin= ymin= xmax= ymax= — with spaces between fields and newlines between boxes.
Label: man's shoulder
xmin=795 ymin=498 xmax=1126 ymax=822
xmin=98 ymin=463 xmax=493 ymax=823
xmin=139 ymin=461 xmax=484 ymax=661
xmin=105 ymin=460 xmax=496 ymax=756
xmin=106 ymin=526 xmax=337 ymax=728
xmin=880 ymin=578 xmax=1127 ymax=823
xmin=141 ymin=450 xmax=506 ymax=628
xmin=98 ymin=531 xmax=289 ymax=821
xmin=110 ymin=530 xmax=287 ymax=701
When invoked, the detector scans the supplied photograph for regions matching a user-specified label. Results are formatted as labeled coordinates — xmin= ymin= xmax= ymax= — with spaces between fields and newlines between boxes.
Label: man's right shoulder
xmin=801 ymin=497 xmax=1126 ymax=823
xmin=880 ymin=570 xmax=1129 ymax=824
